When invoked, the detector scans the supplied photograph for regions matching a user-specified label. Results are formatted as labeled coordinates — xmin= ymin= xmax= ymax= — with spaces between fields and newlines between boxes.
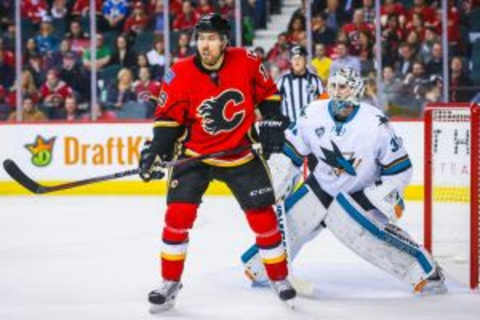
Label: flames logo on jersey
xmin=320 ymin=140 xmax=362 ymax=177
xmin=197 ymin=89 xmax=246 ymax=135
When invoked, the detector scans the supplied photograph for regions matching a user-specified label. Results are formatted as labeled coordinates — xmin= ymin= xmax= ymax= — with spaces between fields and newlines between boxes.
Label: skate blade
xmin=282 ymin=297 xmax=296 ymax=310
xmin=149 ymin=300 xmax=175 ymax=314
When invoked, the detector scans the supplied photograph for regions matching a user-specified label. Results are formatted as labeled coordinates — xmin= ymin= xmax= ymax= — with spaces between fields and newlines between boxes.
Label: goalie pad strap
xmin=326 ymin=192 xmax=435 ymax=286
xmin=305 ymin=175 xmax=333 ymax=208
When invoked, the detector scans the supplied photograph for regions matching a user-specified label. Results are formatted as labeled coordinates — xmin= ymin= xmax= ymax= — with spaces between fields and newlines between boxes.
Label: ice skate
xmin=148 ymin=280 xmax=183 ymax=313
xmin=414 ymin=265 xmax=447 ymax=295
xmin=270 ymin=279 xmax=297 ymax=308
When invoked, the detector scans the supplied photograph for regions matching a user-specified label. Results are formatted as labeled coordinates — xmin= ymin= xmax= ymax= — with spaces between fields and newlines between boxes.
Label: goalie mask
xmin=327 ymin=68 xmax=364 ymax=115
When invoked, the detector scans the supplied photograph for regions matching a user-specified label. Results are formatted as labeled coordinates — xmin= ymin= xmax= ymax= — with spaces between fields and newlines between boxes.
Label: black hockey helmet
xmin=194 ymin=13 xmax=230 ymax=38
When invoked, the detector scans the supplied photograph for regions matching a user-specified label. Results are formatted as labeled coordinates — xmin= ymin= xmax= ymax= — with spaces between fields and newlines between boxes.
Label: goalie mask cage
xmin=424 ymin=103 xmax=479 ymax=289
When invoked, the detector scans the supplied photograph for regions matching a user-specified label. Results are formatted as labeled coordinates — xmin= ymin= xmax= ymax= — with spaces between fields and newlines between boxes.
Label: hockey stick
xmin=3 ymin=143 xmax=262 ymax=194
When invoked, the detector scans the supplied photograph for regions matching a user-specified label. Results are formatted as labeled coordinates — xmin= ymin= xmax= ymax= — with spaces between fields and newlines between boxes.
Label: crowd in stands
xmin=0 ymin=0 xmax=479 ymax=121
xmin=260 ymin=0 xmax=480 ymax=117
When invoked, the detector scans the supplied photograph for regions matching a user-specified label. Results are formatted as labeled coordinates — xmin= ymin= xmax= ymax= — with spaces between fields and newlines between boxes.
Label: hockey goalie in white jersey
xmin=242 ymin=67 xmax=447 ymax=295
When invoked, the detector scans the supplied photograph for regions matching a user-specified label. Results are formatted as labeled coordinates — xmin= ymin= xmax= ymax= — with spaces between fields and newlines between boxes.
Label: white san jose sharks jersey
xmin=283 ymin=99 xmax=412 ymax=196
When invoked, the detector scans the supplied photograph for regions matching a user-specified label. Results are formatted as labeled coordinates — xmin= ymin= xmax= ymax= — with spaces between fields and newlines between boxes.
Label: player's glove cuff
xmin=139 ymin=141 xmax=166 ymax=182
xmin=258 ymin=114 xmax=290 ymax=160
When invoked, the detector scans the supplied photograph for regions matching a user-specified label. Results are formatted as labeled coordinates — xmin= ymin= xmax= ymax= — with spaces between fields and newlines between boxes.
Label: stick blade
xmin=3 ymin=159 xmax=45 ymax=194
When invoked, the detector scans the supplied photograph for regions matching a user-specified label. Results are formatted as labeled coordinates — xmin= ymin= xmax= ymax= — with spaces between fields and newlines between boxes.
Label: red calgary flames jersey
xmin=154 ymin=47 xmax=278 ymax=166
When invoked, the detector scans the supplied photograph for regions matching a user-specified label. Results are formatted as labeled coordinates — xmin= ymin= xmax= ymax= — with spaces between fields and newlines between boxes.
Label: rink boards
xmin=0 ymin=120 xmax=431 ymax=199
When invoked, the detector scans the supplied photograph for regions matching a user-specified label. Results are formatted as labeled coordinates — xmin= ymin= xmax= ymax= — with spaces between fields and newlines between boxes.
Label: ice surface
xmin=0 ymin=196 xmax=478 ymax=320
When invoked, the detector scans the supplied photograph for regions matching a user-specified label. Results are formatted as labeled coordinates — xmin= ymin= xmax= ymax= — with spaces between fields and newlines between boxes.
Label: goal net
xmin=424 ymin=103 xmax=479 ymax=289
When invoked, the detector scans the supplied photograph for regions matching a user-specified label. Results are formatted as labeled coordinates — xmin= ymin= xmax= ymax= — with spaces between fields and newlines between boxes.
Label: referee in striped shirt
xmin=276 ymin=46 xmax=323 ymax=124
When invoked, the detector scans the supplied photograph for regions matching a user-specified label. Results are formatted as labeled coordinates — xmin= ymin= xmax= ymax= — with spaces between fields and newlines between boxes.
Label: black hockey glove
xmin=258 ymin=114 xmax=290 ymax=160
xmin=139 ymin=140 xmax=166 ymax=182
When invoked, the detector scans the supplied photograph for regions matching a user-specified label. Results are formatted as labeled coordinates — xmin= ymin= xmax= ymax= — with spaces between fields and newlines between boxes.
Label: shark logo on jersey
xmin=315 ymin=127 xmax=325 ymax=138
xmin=377 ymin=114 xmax=389 ymax=126
xmin=320 ymin=140 xmax=361 ymax=176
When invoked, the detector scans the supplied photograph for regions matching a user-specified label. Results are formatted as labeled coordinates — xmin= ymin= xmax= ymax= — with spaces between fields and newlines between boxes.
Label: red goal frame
xmin=424 ymin=103 xmax=479 ymax=289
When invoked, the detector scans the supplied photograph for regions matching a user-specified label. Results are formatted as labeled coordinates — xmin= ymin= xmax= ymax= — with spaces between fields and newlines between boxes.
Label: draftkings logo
xmin=25 ymin=135 xmax=56 ymax=167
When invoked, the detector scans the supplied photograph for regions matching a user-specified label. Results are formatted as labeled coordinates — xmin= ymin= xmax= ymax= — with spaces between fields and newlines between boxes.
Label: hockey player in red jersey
xmin=139 ymin=13 xmax=295 ymax=312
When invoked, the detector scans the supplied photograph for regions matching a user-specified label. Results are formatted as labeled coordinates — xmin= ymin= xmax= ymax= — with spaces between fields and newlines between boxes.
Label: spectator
xmin=146 ymin=37 xmax=166 ymax=79
xmin=103 ymin=68 xmax=136 ymax=110
xmin=381 ymin=65 xmax=402 ymax=113
xmin=362 ymin=77 xmax=378 ymax=107
xmin=134 ymin=66 xmax=162 ymax=117
xmin=267 ymin=37 xmax=290 ymax=72
xmin=425 ymin=42 xmax=443 ymax=76
xmin=323 ymin=0 xmax=350 ymax=32
xmin=286 ymin=15 xmax=306 ymax=45
xmin=102 ymin=0 xmax=129 ymax=31
xmin=8 ymin=96 xmax=47 ymax=122
xmin=2 ymin=23 xmax=16 ymax=51
xmin=342 ymin=8 xmax=373 ymax=55
xmin=0 ymin=38 xmax=14 ymax=67
xmin=50 ymin=0 xmax=68 ymax=19
xmin=381 ymin=14 xmax=405 ymax=67
xmin=72 ymin=0 xmax=102 ymax=17
xmin=59 ymin=51 xmax=89 ymax=101
xmin=400 ymin=60 xmax=430 ymax=110
xmin=34 ymin=18 xmax=59 ymax=54
xmin=4 ymin=70 xmax=40 ymax=109
xmin=450 ymin=56 xmax=475 ymax=102
xmin=24 ymin=52 xmax=45 ymax=87
xmin=82 ymin=34 xmax=112 ymax=71
xmin=45 ymin=39 xmax=79 ymax=71
xmin=311 ymin=43 xmax=332 ymax=84
xmin=219 ymin=0 xmax=235 ymax=20
xmin=361 ymin=0 xmax=375 ymax=24
xmin=151 ymin=0 xmax=166 ymax=34
xmin=172 ymin=32 xmax=194 ymax=62
xmin=21 ymin=0 xmax=48 ymax=24
xmin=312 ymin=13 xmax=336 ymax=48
xmin=329 ymin=42 xmax=361 ymax=75
xmin=170 ymin=0 xmax=184 ymax=17
xmin=408 ymin=0 xmax=436 ymax=25
xmin=40 ymin=69 xmax=72 ymax=106
xmin=123 ymin=1 xmax=150 ymax=35
xmin=0 ymin=1 xmax=14 ymax=29
xmin=197 ymin=0 xmax=215 ymax=16
xmin=110 ymin=34 xmax=137 ymax=69
xmin=405 ymin=30 xmax=422 ymax=59
xmin=173 ymin=0 xmax=200 ymax=32
xmin=65 ymin=19 xmax=90 ymax=53
xmin=0 ymin=50 xmax=14 ymax=89
xmin=132 ymin=53 xmax=153 ymax=80
xmin=59 ymin=95 xmax=83 ymax=121
xmin=380 ymin=0 xmax=406 ymax=22
xmin=40 ymin=69 xmax=73 ymax=118
xmin=418 ymin=27 xmax=440 ymax=63
xmin=358 ymin=30 xmax=374 ymax=76
xmin=405 ymin=13 xmax=425 ymax=41
xmin=394 ymin=43 xmax=416 ymax=78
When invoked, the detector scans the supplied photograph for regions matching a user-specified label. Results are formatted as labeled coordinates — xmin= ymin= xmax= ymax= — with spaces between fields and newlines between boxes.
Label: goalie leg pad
xmin=326 ymin=192 xmax=436 ymax=287
xmin=242 ymin=183 xmax=328 ymax=284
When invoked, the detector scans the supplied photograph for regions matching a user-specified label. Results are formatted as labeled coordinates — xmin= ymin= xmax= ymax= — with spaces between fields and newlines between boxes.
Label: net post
xmin=470 ymin=103 xmax=479 ymax=289
xmin=424 ymin=106 xmax=433 ymax=252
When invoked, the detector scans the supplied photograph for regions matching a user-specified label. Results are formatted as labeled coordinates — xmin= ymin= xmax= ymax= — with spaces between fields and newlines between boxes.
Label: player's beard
xmin=200 ymin=49 xmax=224 ymax=69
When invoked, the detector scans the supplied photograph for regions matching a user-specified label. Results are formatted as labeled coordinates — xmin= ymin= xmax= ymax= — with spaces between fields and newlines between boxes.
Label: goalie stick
xmin=3 ymin=143 xmax=262 ymax=194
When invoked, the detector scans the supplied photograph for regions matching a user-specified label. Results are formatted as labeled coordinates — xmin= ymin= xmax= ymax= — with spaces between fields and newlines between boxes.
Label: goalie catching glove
xmin=258 ymin=114 xmax=290 ymax=159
